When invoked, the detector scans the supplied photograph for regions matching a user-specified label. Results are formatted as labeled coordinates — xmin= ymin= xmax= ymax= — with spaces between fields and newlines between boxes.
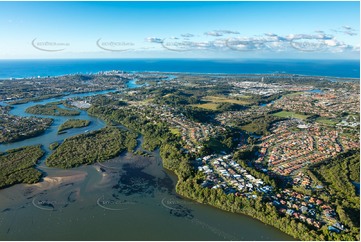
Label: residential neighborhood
xmin=197 ymin=153 xmax=346 ymax=233
xmin=257 ymin=119 xmax=359 ymax=176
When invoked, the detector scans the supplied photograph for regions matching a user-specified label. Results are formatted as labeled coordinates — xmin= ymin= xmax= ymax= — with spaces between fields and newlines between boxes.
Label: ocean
xmin=0 ymin=59 xmax=359 ymax=79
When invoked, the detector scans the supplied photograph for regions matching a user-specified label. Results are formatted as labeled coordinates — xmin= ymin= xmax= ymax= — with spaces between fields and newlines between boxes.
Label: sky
xmin=0 ymin=1 xmax=359 ymax=59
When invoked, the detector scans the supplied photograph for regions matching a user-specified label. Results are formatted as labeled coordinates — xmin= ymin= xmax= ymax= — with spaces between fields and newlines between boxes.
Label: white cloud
xmin=214 ymin=30 xmax=240 ymax=35
xmin=204 ymin=31 xmax=223 ymax=37
xmin=204 ymin=30 xmax=240 ymax=37
xmin=145 ymin=37 xmax=163 ymax=43
xmin=332 ymin=26 xmax=358 ymax=36
xmin=324 ymin=39 xmax=338 ymax=47
xmin=148 ymin=29 xmax=359 ymax=54
xmin=181 ymin=33 xmax=194 ymax=38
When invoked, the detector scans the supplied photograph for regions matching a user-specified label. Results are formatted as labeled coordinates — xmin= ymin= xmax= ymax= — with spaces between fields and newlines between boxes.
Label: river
xmin=0 ymin=79 xmax=293 ymax=240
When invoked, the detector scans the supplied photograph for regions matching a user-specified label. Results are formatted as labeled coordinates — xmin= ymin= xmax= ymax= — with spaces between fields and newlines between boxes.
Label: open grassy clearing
xmin=190 ymin=103 xmax=219 ymax=110
xmin=316 ymin=117 xmax=340 ymax=126
xmin=202 ymin=95 xmax=251 ymax=105
xmin=272 ymin=111 xmax=310 ymax=120
xmin=169 ymin=127 xmax=181 ymax=136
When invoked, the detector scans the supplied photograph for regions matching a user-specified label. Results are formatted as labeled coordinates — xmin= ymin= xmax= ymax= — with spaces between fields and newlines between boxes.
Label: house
xmin=328 ymin=226 xmax=340 ymax=233
xmin=286 ymin=209 xmax=294 ymax=216
xmin=333 ymin=222 xmax=344 ymax=231
xmin=292 ymin=204 xmax=299 ymax=210
xmin=300 ymin=206 xmax=308 ymax=214
xmin=309 ymin=209 xmax=316 ymax=217
xmin=306 ymin=218 xmax=314 ymax=225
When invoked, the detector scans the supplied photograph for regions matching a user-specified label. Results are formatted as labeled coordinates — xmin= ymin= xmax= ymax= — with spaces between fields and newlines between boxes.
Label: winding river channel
xmin=0 ymin=80 xmax=293 ymax=240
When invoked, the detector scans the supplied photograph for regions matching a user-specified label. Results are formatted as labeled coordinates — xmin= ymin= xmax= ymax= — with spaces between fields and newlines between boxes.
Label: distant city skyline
xmin=0 ymin=1 xmax=359 ymax=59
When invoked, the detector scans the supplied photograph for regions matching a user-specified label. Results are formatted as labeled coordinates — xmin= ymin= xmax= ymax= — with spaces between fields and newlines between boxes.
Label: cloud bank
xmin=146 ymin=27 xmax=359 ymax=54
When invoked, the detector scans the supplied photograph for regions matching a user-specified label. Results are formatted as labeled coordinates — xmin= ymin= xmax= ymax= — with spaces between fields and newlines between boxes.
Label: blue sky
xmin=0 ymin=1 xmax=359 ymax=59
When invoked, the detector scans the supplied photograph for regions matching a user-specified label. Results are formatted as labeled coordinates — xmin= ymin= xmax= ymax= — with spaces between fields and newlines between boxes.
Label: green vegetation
xmin=202 ymin=95 xmax=250 ymax=105
xmin=181 ymin=107 xmax=218 ymax=123
xmin=8 ymin=94 xmax=64 ymax=105
xmin=88 ymin=105 xmax=181 ymax=152
xmin=46 ymin=127 xmax=137 ymax=168
xmin=190 ymin=95 xmax=249 ymax=111
xmin=87 ymin=102 xmax=192 ymax=179
xmin=58 ymin=119 xmax=90 ymax=133
xmin=309 ymin=151 xmax=360 ymax=230
xmin=190 ymin=102 xmax=219 ymax=110
xmin=316 ymin=117 xmax=340 ymax=126
xmin=49 ymin=142 xmax=60 ymax=150
xmin=241 ymin=115 xmax=284 ymax=135
xmin=155 ymin=90 xmax=202 ymax=106
xmin=200 ymin=130 xmax=241 ymax=155
xmin=0 ymin=116 xmax=53 ymax=143
xmin=26 ymin=102 xmax=80 ymax=116
xmin=176 ymin=179 xmax=357 ymax=241
xmin=311 ymin=151 xmax=359 ymax=199
xmin=272 ymin=110 xmax=310 ymax=120
xmin=134 ymin=150 xmax=152 ymax=157
xmin=169 ymin=127 xmax=181 ymax=136
xmin=0 ymin=145 xmax=44 ymax=189
xmin=191 ymin=102 xmax=246 ymax=111
xmin=175 ymin=146 xmax=359 ymax=241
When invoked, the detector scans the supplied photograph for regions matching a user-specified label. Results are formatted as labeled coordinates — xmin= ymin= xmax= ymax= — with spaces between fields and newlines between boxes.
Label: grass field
xmin=169 ymin=127 xmax=181 ymax=136
xmin=272 ymin=111 xmax=310 ymax=120
xmin=203 ymin=96 xmax=250 ymax=105
xmin=190 ymin=103 xmax=219 ymax=110
xmin=190 ymin=95 xmax=250 ymax=110
xmin=316 ymin=117 xmax=340 ymax=126
xmin=241 ymin=123 xmax=261 ymax=133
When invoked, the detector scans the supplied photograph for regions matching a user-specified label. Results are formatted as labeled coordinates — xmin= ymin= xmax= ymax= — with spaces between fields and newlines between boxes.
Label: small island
xmin=58 ymin=119 xmax=91 ymax=133
xmin=25 ymin=102 xmax=80 ymax=116
xmin=46 ymin=127 xmax=137 ymax=168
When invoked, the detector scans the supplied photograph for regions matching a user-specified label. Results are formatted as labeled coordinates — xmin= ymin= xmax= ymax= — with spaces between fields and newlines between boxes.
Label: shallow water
xmin=0 ymin=151 xmax=293 ymax=240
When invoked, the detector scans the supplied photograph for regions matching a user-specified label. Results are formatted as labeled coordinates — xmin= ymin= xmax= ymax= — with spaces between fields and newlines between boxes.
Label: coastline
xmin=0 ymin=59 xmax=359 ymax=80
